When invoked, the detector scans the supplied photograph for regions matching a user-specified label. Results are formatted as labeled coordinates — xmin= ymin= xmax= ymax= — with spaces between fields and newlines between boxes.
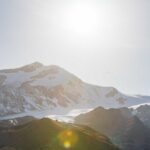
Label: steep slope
xmin=0 ymin=62 xmax=150 ymax=118
xmin=75 ymin=107 xmax=150 ymax=150
xmin=121 ymin=116 xmax=150 ymax=150
xmin=0 ymin=118 xmax=120 ymax=150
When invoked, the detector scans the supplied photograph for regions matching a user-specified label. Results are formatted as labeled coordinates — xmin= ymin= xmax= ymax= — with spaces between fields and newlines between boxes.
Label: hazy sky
xmin=0 ymin=0 xmax=150 ymax=95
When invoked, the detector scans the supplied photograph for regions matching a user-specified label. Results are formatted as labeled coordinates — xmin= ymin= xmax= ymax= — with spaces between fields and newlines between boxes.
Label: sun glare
xmin=62 ymin=4 xmax=99 ymax=35
xmin=64 ymin=141 xmax=71 ymax=149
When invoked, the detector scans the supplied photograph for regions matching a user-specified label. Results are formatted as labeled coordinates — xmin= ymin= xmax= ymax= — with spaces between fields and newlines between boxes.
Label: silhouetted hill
xmin=121 ymin=116 xmax=150 ymax=150
xmin=75 ymin=107 xmax=150 ymax=150
xmin=0 ymin=118 xmax=119 ymax=150
xmin=75 ymin=107 xmax=131 ymax=137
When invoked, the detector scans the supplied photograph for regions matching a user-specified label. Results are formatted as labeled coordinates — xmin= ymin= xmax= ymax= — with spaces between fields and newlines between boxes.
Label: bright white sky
xmin=0 ymin=0 xmax=150 ymax=95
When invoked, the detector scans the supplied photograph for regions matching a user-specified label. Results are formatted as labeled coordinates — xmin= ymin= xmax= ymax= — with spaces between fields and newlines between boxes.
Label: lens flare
xmin=58 ymin=130 xmax=78 ymax=149
xmin=64 ymin=141 xmax=71 ymax=149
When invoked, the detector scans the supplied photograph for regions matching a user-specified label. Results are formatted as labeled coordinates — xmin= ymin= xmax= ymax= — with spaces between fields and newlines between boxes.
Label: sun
xmin=61 ymin=4 xmax=99 ymax=35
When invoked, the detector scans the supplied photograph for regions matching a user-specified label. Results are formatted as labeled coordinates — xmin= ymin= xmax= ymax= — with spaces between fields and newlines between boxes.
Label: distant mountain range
xmin=0 ymin=62 xmax=150 ymax=118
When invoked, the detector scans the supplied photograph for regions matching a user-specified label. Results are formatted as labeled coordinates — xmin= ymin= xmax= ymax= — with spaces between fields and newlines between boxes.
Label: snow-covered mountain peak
xmin=0 ymin=63 xmax=150 ymax=118
xmin=0 ymin=62 xmax=80 ymax=88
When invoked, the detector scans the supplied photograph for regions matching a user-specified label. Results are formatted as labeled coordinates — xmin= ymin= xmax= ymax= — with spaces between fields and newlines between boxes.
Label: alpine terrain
xmin=0 ymin=62 xmax=150 ymax=118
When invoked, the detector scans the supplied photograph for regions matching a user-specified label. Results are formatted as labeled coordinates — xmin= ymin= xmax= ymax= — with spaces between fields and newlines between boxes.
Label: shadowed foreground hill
xmin=0 ymin=118 xmax=119 ymax=150
xmin=75 ymin=107 xmax=150 ymax=150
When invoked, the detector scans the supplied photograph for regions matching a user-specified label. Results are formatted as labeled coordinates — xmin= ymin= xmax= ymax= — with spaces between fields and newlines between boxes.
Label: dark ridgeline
xmin=0 ymin=118 xmax=120 ymax=150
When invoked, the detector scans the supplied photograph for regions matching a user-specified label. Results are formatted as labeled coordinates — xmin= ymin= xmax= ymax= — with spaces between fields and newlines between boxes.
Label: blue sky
xmin=0 ymin=0 xmax=150 ymax=95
